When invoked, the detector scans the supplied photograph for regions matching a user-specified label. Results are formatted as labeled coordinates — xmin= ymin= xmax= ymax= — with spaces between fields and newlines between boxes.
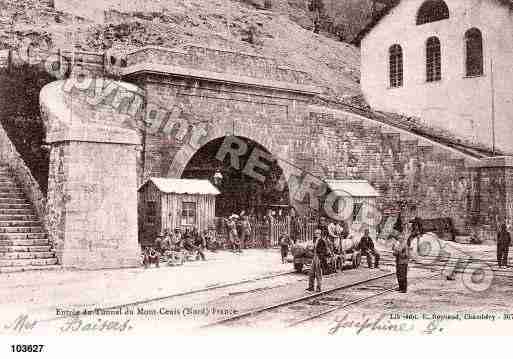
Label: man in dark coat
xmin=497 ymin=223 xmax=511 ymax=268
xmin=359 ymin=228 xmax=380 ymax=268
xmin=290 ymin=214 xmax=301 ymax=244
xmin=307 ymin=228 xmax=328 ymax=292
xmin=318 ymin=216 xmax=330 ymax=239
xmin=392 ymin=232 xmax=409 ymax=293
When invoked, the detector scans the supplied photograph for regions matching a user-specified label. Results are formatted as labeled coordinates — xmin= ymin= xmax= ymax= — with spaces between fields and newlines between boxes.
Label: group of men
xmin=307 ymin=216 xmax=410 ymax=293
xmin=143 ymin=227 xmax=219 ymax=268
xmin=225 ymin=214 xmax=252 ymax=253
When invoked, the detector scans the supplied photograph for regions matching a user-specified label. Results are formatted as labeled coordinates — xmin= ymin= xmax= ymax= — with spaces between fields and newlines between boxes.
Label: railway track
xmin=43 ymin=269 xmax=300 ymax=323
xmin=378 ymin=252 xmax=513 ymax=278
xmin=201 ymin=264 xmax=443 ymax=330
xmin=201 ymin=272 xmax=401 ymax=329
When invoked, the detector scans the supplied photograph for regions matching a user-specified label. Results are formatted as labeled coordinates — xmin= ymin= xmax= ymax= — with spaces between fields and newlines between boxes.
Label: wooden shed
xmin=324 ymin=180 xmax=380 ymax=236
xmin=138 ymin=178 xmax=220 ymax=246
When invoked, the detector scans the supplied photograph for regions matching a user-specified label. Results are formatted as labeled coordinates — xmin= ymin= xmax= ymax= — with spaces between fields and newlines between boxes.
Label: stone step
xmin=0 ymin=189 xmax=24 ymax=195
xmin=0 ymin=232 xmax=48 ymax=240
xmin=0 ymin=183 xmax=21 ymax=188
xmin=0 ymin=251 xmax=55 ymax=260
xmin=0 ymin=193 xmax=28 ymax=199
xmin=0 ymin=214 xmax=38 ymax=221
xmin=0 ymin=220 xmax=42 ymax=227
xmin=0 ymin=226 xmax=45 ymax=233
xmin=0 ymin=197 xmax=30 ymax=203
xmin=0 ymin=204 xmax=33 ymax=210
xmin=0 ymin=257 xmax=58 ymax=267
xmin=0 ymin=238 xmax=49 ymax=246
xmin=0 ymin=264 xmax=61 ymax=273
xmin=0 ymin=245 xmax=51 ymax=253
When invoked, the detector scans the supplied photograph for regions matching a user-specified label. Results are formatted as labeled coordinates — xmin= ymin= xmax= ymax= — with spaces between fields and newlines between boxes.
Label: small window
xmin=465 ymin=28 xmax=483 ymax=77
xmin=146 ymin=201 xmax=156 ymax=224
xmin=417 ymin=0 xmax=450 ymax=25
xmin=426 ymin=36 xmax=441 ymax=82
xmin=181 ymin=202 xmax=196 ymax=226
xmin=352 ymin=202 xmax=363 ymax=222
xmin=389 ymin=44 xmax=403 ymax=88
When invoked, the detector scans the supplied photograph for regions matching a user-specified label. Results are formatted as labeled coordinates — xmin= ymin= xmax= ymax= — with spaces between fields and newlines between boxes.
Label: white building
xmin=356 ymin=0 xmax=513 ymax=153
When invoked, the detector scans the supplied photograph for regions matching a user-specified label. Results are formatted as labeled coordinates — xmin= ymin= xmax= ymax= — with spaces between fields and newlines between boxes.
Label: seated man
xmin=154 ymin=232 xmax=166 ymax=254
xmin=192 ymin=227 xmax=204 ymax=249
xmin=161 ymin=230 xmax=172 ymax=252
xmin=202 ymin=230 xmax=218 ymax=252
xmin=359 ymin=228 xmax=380 ymax=269
xmin=183 ymin=232 xmax=206 ymax=261
xmin=166 ymin=228 xmax=185 ymax=266
xmin=142 ymin=247 xmax=160 ymax=268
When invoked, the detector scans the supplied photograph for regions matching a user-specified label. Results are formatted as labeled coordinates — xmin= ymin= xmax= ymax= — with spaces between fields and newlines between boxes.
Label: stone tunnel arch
xmin=180 ymin=135 xmax=291 ymax=218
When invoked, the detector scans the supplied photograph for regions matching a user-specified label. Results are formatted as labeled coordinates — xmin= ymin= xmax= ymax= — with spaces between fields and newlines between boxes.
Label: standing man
xmin=318 ymin=216 xmax=329 ymax=239
xmin=497 ymin=223 xmax=511 ymax=268
xmin=360 ymin=228 xmax=380 ymax=269
xmin=290 ymin=210 xmax=301 ymax=244
xmin=392 ymin=232 xmax=410 ymax=293
xmin=279 ymin=234 xmax=291 ymax=264
xmin=227 ymin=215 xmax=241 ymax=253
xmin=307 ymin=228 xmax=328 ymax=292
xmin=240 ymin=215 xmax=252 ymax=249
xmin=328 ymin=220 xmax=338 ymax=241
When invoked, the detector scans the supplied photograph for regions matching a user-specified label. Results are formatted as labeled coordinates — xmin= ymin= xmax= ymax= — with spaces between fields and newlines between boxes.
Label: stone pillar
xmin=40 ymin=79 xmax=143 ymax=269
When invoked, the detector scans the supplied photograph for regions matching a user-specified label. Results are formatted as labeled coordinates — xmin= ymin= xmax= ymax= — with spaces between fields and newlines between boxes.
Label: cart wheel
xmin=294 ymin=263 xmax=303 ymax=273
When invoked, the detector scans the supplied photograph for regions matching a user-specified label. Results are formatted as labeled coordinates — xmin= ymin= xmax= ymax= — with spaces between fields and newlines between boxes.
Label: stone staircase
xmin=0 ymin=164 xmax=58 ymax=272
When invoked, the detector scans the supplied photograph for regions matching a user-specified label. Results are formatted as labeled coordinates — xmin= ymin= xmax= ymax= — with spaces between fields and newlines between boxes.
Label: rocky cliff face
xmin=1 ymin=0 xmax=362 ymax=100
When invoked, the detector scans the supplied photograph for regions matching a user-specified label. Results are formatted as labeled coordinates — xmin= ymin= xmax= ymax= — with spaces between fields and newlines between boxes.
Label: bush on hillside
xmin=0 ymin=62 xmax=54 ymax=194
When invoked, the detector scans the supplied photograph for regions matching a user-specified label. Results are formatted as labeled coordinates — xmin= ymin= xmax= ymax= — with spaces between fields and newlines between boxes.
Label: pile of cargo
xmin=291 ymin=234 xmax=361 ymax=258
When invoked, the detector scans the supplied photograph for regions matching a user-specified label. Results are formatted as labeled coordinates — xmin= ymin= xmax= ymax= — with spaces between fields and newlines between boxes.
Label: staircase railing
xmin=0 ymin=122 xmax=47 ymax=232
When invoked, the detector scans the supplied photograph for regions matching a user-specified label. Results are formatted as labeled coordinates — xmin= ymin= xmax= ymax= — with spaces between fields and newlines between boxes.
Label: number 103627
xmin=10 ymin=345 xmax=44 ymax=353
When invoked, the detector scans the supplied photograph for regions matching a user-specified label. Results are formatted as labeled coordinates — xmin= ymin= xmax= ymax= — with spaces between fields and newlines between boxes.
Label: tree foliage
xmin=0 ymin=63 xmax=54 ymax=193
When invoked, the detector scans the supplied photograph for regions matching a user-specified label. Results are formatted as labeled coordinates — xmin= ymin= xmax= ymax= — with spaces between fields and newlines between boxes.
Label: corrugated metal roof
xmin=325 ymin=180 xmax=380 ymax=198
xmin=140 ymin=178 xmax=220 ymax=195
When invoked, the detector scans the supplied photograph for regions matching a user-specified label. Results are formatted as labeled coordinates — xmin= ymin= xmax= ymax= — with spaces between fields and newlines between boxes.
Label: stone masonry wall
xmin=138 ymin=72 xmax=480 ymax=235
xmin=308 ymin=111 xmax=473 ymax=232
xmin=126 ymin=45 xmax=311 ymax=85
xmin=47 ymin=141 xmax=141 ymax=269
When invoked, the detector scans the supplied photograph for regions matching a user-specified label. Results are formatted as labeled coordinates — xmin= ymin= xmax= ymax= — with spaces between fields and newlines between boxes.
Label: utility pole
xmin=490 ymin=58 xmax=496 ymax=156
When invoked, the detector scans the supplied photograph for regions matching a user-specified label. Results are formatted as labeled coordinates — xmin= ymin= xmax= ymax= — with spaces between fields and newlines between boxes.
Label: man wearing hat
xmin=227 ymin=215 xmax=241 ymax=253
xmin=391 ymin=230 xmax=410 ymax=293
xmin=307 ymin=228 xmax=328 ymax=292
xmin=155 ymin=231 xmax=166 ymax=254
xmin=167 ymin=228 xmax=185 ymax=265
xmin=240 ymin=215 xmax=252 ymax=249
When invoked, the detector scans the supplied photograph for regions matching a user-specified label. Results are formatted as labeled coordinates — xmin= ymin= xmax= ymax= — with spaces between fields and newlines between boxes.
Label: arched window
xmin=389 ymin=44 xmax=403 ymax=88
xmin=417 ymin=0 xmax=450 ymax=25
xmin=426 ymin=36 xmax=441 ymax=82
xmin=465 ymin=28 xmax=483 ymax=77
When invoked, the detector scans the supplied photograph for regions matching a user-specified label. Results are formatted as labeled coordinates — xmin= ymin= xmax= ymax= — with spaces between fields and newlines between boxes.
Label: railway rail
xmin=201 ymin=271 xmax=401 ymax=329
xmin=202 ymin=256 xmax=482 ymax=330
xmin=44 ymin=269 xmax=299 ymax=323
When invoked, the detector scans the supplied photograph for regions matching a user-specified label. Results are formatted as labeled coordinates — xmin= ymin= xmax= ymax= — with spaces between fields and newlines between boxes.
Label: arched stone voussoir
xmin=40 ymin=79 xmax=143 ymax=146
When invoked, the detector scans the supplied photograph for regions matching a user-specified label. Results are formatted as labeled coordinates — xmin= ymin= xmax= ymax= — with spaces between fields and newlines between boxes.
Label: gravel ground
xmin=1 ymin=242 xmax=511 ymax=336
